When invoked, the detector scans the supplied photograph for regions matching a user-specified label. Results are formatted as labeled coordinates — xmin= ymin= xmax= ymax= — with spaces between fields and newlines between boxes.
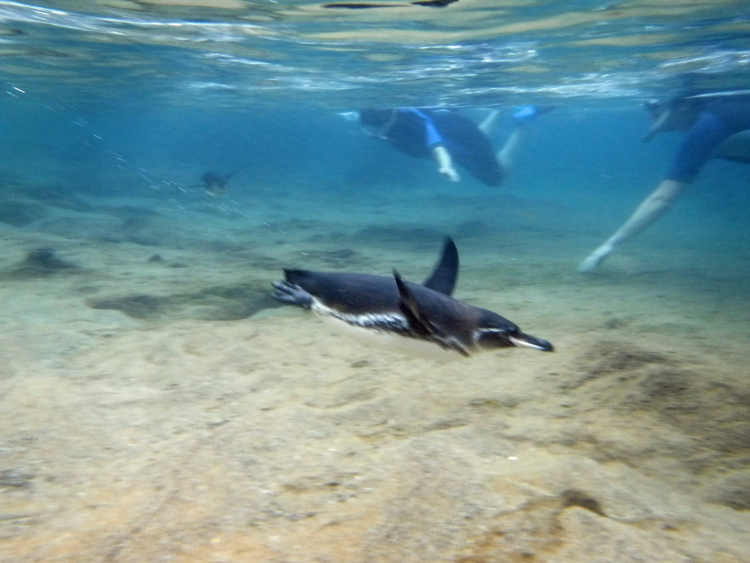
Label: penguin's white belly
xmin=316 ymin=310 xmax=467 ymax=361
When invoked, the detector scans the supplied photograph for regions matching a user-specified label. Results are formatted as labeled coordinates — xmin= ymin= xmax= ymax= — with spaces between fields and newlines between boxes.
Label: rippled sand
xmin=1 ymin=183 xmax=749 ymax=562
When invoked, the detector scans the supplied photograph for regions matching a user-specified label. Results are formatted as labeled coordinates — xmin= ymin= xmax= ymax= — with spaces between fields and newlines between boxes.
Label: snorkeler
xmin=578 ymin=93 xmax=750 ymax=273
xmin=358 ymin=107 xmax=544 ymax=187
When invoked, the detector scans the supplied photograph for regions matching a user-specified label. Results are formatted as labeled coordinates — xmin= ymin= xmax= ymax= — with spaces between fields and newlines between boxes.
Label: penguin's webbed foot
xmin=271 ymin=281 xmax=314 ymax=308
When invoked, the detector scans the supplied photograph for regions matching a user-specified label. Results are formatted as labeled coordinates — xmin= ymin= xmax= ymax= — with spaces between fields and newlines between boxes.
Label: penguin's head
xmin=474 ymin=311 xmax=554 ymax=352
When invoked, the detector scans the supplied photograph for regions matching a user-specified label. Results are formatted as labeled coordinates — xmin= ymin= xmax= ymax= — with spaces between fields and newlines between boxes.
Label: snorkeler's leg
xmin=478 ymin=110 xmax=500 ymax=136
xmin=577 ymin=179 xmax=688 ymax=272
xmin=497 ymin=105 xmax=551 ymax=173
xmin=497 ymin=127 xmax=526 ymax=172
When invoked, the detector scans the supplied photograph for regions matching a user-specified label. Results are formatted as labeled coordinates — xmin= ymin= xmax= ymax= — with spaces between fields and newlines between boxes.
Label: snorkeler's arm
xmin=578 ymin=179 xmax=688 ymax=272
xmin=433 ymin=145 xmax=460 ymax=182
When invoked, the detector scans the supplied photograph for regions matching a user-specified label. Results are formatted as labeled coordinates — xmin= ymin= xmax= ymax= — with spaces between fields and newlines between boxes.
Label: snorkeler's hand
xmin=439 ymin=165 xmax=460 ymax=182
xmin=577 ymin=243 xmax=614 ymax=273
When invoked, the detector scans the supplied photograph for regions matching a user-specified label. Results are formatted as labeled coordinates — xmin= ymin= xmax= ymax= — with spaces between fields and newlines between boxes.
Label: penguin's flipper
xmin=394 ymin=270 xmax=470 ymax=356
xmin=393 ymin=270 xmax=432 ymax=336
xmin=422 ymin=237 xmax=459 ymax=296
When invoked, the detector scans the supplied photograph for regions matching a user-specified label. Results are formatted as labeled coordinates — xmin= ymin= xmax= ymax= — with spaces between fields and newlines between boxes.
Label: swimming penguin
xmin=271 ymin=238 xmax=553 ymax=359
xmin=192 ymin=166 xmax=244 ymax=197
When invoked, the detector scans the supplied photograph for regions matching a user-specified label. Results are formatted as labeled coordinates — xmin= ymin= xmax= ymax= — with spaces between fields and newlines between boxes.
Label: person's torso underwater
xmin=644 ymin=94 xmax=750 ymax=166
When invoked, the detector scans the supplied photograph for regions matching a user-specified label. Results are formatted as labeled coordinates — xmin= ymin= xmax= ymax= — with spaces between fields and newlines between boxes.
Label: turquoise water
xmin=1 ymin=0 xmax=750 ymax=107
xmin=1 ymin=2 xmax=750 ymax=561
xmin=1 ymin=0 xmax=749 ymax=206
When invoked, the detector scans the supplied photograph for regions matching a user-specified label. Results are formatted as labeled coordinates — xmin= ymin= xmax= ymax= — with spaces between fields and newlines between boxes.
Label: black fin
xmin=323 ymin=0 xmax=456 ymax=8
xmin=393 ymin=270 xmax=434 ymax=336
xmin=411 ymin=0 xmax=457 ymax=6
xmin=422 ymin=237 xmax=459 ymax=296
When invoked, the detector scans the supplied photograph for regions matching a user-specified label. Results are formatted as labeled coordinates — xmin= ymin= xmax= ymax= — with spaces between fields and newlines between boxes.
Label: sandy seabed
xmin=1 ymin=181 xmax=749 ymax=562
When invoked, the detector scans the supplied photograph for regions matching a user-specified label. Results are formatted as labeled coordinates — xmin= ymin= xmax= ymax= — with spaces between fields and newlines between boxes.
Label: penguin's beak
xmin=509 ymin=332 xmax=555 ymax=352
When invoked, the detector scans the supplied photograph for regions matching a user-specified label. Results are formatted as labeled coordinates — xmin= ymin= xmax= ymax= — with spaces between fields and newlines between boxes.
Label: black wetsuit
xmin=668 ymin=96 xmax=750 ymax=183
xmin=381 ymin=108 xmax=503 ymax=187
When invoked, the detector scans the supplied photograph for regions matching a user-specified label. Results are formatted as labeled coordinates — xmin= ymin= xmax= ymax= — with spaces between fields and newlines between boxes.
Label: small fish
xmin=192 ymin=166 xmax=244 ymax=197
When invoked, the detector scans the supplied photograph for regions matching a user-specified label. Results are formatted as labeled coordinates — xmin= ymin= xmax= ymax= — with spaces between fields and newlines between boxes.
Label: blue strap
xmin=407 ymin=108 xmax=444 ymax=147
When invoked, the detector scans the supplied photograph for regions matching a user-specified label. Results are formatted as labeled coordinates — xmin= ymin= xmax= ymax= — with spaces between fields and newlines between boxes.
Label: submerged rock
xmin=4 ymin=248 xmax=80 ymax=279
xmin=0 ymin=202 xmax=48 ymax=227
xmin=87 ymin=282 xmax=280 ymax=321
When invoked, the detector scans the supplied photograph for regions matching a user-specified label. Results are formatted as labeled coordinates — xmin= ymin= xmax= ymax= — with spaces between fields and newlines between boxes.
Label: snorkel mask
xmin=642 ymin=97 xmax=700 ymax=142
xmin=642 ymin=99 xmax=670 ymax=142
xmin=359 ymin=109 xmax=397 ymax=140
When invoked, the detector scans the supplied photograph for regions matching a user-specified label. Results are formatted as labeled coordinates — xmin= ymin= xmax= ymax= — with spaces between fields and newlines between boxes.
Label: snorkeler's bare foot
xmin=439 ymin=166 xmax=460 ymax=182
xmin=577 ymin=244 xmax=614 ymax=273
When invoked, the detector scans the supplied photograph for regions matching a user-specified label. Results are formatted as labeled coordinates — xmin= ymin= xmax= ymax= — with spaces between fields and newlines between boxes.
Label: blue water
xmin=3 ymin=92 xmax=747 ymax=253
xmin=2 ymin=2 xmax=750 ymax=561
xmin=1 ymin=0 xmax=749 ymax=210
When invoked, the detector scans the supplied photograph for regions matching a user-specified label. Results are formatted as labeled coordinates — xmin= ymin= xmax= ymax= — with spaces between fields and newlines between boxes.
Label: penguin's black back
xmin=283 ymin=270 xmax=404 ymax=314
